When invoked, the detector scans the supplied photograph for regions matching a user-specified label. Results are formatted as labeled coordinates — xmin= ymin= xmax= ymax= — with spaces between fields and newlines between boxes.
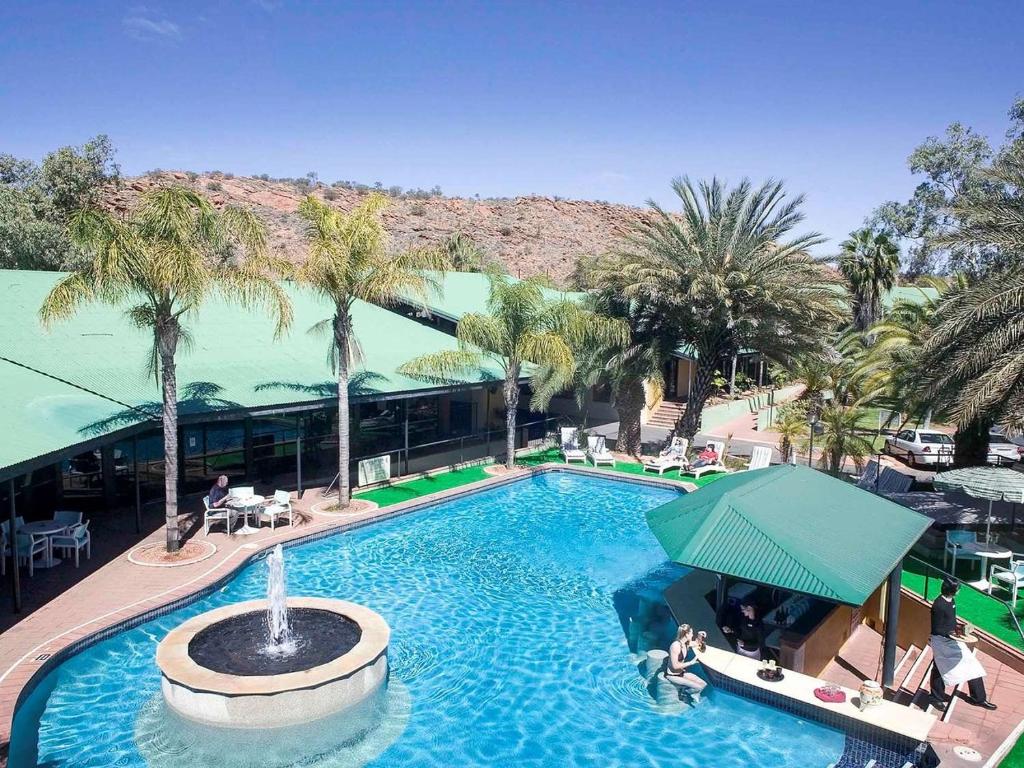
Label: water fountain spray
xmin=266 ymin=544 xmax=292 ymax=648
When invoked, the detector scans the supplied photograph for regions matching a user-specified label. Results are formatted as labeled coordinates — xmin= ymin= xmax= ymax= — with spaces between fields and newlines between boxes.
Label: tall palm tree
xmin=614 ymin=177 xmax=844 ymax=441
xmin=581 ymin=256 xmax=680 ymax=455
xmin=295 ymin=193 xmax=447 ymax=508
xmin=39 ymin=186 xmax=292 ymax=552
xmin=837 ymin=228 xmax=901 ymax=332
xmin=400 ymin=274 xmax=623 ymax=469
xmin=774 ymin=404 xmax=808 ymax=464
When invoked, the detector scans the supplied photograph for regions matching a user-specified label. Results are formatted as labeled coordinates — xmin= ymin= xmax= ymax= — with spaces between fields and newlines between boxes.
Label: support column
xmin=8 ymin=480 xmax=21 ymax=613
xmin=296 ymin=415 xmax=303 ymax=496
xmin=243 ymin=418 xmax=254 ymax=482
xmin=881 ymin=564 xmax=902 ymax=688
xmin=715 ymin=574 xmax=727 ymax=625
xmin=133 ymin=436 xmax=142 ymax=534
xmin=403 ymin=401 xmax=410 ymax=476
xmin=100 ymin=444 xmax=117 ymax=509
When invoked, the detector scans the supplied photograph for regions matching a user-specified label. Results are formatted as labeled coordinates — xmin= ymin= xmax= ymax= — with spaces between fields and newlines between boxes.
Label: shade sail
xmin=645 ymin=464 xmax=931 ymax=606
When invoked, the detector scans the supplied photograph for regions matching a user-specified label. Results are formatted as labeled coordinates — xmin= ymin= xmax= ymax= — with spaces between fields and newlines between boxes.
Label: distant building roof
xmin=0 ymin=270 xmax=505 ymax=478
xmin=645 ymin=464 xmax=931 ymax=605
xmin=883 ymin=285 xmax=941 ymax=309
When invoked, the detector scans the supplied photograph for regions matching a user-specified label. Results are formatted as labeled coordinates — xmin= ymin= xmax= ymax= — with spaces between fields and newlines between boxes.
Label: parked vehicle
xmin=988 ymin=432 xmax=1024 ymax=465
xmin=883 ymin=428 xmax=955 ymax=467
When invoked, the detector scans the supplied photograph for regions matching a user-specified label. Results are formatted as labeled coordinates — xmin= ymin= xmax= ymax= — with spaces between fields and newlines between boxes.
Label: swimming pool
xmin=10 ymin=471 xmax=845 ymax=767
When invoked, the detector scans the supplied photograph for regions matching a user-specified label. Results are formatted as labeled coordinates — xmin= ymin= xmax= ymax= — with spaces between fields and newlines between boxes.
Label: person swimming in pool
xmin=665 ymin=624 xmax=708 ymax=703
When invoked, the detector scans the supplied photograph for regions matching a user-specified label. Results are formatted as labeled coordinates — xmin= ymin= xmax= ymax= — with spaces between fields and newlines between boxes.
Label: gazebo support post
xmin=8 ymin=479 xmax=21 ymax=613
xmin=715 ymin=574 xmax=727 ymax=625
xmin=881 ymin=564 xmax=902 ymax=688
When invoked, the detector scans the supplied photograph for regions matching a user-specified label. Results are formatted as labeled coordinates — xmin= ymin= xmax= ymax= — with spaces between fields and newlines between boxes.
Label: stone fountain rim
xmin=156 ymin=597 xmax=389 ymax=696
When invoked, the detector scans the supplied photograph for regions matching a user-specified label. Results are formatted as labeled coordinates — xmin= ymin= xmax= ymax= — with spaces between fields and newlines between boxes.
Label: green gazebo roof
xmin=645 ymin=464 xmax=931 ymax=605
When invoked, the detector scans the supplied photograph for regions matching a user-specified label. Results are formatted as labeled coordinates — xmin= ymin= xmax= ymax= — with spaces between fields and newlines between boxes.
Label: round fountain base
xmin=156 ymin=597 xmax=389 ymax=729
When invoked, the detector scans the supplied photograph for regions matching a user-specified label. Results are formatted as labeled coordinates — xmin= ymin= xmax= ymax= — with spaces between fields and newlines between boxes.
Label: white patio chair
xmin=230 ymin=485 xmax=255 ymax=499
xmin=643 ymin=437 xmax=689 ymax=475
xmin=687 ymin=440 xmax=730 ymax=479
xmin=856 ymin=459 xmax=881 ymax=490
xmin=560 ymin=427 xmax=587 ymax=464
xmin=13 ymin=530 xmax=49 ymax=577
xmin=587 ymin=435 xmax=615 ymax=467
xmin=51 ymin=521 xmax=91 ymax=568
xmin=989 ymin=555 xmax=1024 ymax=607
xmin=746 ymin=445 xmax=772 ymax=471
xmin=53 ymin=510 xmax=83 ymax=532
xmin=259 ymin=490 xmax=294 ymax=530
xmin=203 ymin=495 xmax=237 ymax=535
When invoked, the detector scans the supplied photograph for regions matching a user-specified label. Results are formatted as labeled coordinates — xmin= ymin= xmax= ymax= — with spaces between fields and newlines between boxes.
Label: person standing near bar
xmin=929 ymin=578 xmax=996 ymax=710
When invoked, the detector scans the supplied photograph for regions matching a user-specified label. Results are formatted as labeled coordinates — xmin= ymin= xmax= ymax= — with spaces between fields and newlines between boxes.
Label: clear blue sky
xmin=2 ymin=1 xmax=1021 ymax=250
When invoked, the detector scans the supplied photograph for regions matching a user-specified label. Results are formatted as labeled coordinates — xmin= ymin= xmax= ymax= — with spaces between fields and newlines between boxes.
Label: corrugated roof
xmin=645 ymin=464 xmax=931 ymax=605
xmin=0 ymin=270 xmax=505 ymax=476
xmin=404 ymin=271 xmax=585 ymax=322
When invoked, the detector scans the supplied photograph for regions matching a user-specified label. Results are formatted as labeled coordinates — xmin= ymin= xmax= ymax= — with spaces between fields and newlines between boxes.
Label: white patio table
xmin=20 ymin=520 xmax=67 ymax=568
xmin=226 ymin=495 xmax=266 ymax=536
xmin=955 ymin=541 xmax=1012 ymax=590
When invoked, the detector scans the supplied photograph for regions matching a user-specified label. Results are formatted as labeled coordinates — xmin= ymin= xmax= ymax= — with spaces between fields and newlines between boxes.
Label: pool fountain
xmin=155 ymin=545 xmax=390 ymax=729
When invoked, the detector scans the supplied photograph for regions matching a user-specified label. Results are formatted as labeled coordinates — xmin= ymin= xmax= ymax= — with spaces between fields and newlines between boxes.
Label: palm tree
xmin=400 ymin=274 xmax=622 ymax=469
xmin=774 ymin=404 xmax=808 ymax=464
xmin=582 ymin=256 xmax=680 ymax=455
xmin=837 ymin=228 xmax=901 ymax=332
xmin=441 ymin=231 xmax=489 ymax=272
xmin=614 ymin=177 xmax=844 ymax=441
xmin=816 ymin=403 xmax=875 ymax=476
xmin=39 ymin=186 xmax=292 ymax=552
xmin=295 ymin=193 xmax=447 ymax=508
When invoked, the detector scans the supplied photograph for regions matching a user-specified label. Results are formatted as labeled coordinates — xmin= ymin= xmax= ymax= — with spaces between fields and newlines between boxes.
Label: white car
xmin=884 ymin=428 xmax=955 ymax=467
xmin=987 ymin=432 xmax=1024 ymax=465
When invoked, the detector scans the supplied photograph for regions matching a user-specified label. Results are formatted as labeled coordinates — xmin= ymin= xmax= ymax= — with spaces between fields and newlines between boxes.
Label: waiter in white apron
xmin=929 ymin=578 xmax=997 ymax=711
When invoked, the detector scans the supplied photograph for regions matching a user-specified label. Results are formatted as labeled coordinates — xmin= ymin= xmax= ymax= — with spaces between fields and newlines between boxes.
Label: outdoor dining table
xmin=226 ymin=495 xmax=266 ymax=536
xmin=955 ymin=541 xmax=1013 ymax=590
xmin=19 ymin=519 xmax=67 ymax=568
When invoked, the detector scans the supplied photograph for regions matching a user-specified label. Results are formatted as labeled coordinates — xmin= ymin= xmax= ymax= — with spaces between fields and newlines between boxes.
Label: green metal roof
xmin=0 ymin=269 xmax=505 ymax=477
xmin=404 ymin=271 xmax=585 ymax=322
xmin=645 ymin=464 xmax=931 ymax=605
xmin=883 ymin=285 xmax=940 ymax=309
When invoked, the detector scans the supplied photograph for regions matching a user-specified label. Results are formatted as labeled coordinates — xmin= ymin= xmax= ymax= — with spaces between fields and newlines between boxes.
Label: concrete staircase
xmin=647 ymin=400 xmax=687 ymax=430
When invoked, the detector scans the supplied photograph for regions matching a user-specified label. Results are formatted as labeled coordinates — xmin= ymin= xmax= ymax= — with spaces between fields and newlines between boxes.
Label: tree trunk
xmin=676 ymin=360 xmax=715 ymax=441
xmin=335 ymin=310 xmax=352 ymax=506
xmin=953 ymin=417 xmax=991 ymax=468
xmin=157 ymin=318 xmax=180 ymax=553
xmin=615 ymin=379 xmax=645 ymax=457
xmin=729 ymin=354 xmax=737 ymax=396
xmin=503 ymin=368 xmax=520 ymax=469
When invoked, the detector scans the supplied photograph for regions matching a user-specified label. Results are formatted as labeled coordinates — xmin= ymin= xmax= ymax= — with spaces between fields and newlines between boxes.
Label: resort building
xmin=0 ymin=269 xmax=543 ymax=520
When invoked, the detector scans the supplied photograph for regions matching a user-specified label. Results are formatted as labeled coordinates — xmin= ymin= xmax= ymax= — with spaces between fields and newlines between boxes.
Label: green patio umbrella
xmin=933 ymin=466 xmax=1024 ymax=543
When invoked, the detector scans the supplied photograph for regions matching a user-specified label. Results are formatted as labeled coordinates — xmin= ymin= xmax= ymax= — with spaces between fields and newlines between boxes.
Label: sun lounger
xmin=746 ymin=445 xmax=772 ymax=471
xmin=643 ymin=437 xmax=689 ymax=475
xmin=587 ymin=435 xmax=615 ymax=467
xmin=560 ymin=427 xmax=587 ymax=463
xmin=685 ymin=440 xmax=729 ymax=479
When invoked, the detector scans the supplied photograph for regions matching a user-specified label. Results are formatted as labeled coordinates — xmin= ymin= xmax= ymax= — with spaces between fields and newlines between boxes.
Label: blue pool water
xmin=11 ymin=472 xmax=845 ymax=767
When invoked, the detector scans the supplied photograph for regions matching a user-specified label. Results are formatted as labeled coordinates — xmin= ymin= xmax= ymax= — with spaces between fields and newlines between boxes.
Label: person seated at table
xmin=723 ymin=602 xmax=764 ymax=660
xmin=209 ymin=475 xmax=231 ymax=508
xmin=665 ymin=624 xmax=707 ymax=703
xmin=691 ymin=444 xmax=720 ymax=469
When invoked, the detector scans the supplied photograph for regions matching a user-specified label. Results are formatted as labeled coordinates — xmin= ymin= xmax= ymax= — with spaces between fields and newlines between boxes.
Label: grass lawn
xmin=353 ymin=464 xmax=493 ymax=506
xmin=515 ymin=446 xmax=727 ymax=487
xmin=1002 ymin=736 xmax=1024 ymax=768
xmin=901 ymin=556 xmax=1024 ymax=651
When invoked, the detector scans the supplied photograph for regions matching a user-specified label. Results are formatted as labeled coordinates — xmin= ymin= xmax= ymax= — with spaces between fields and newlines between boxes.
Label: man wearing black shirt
xmin=929 ymin=578 xmax=996 ymax=711
xmin=723 ymin=602 xmax=764 ymax=660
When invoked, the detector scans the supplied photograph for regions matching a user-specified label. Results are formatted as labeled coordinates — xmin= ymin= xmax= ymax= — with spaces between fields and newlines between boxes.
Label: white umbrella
xmin=933 ymin=466 xmax=1024 ymax=543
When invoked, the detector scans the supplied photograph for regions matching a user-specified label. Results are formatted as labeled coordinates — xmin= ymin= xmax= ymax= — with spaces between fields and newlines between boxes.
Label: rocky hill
xmin=110 ymin=172 xmax=648 ymax=285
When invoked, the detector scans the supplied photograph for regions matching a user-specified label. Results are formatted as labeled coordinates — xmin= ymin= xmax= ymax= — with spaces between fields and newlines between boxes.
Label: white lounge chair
xmin=587 ymin=435 xmax=615 ymax=467
xmin=687 ymin=440 xmax=729 ymax=479
xmin=203 ymin=495 xmax=237 ymax=535
xmin=746 ymin=445 xmax=772 ymax=471
xmin=259 ymin=490 xmax=294 ymax=530
xmin=560 ymin=427 xmax=587 ymax=463
xmin=51 ymin=521 xmax=91 ymax=568
xmin=643 ymin=437 xmax=689 ymax=475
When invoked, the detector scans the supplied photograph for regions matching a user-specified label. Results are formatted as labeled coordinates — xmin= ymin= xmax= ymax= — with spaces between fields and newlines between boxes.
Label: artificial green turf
xmin=1001 ymin=735 xmax=1024 ymax=768
xmin=353 ymin=464 xmax=492 ymax=506
xmin=901 ymin=556 xmax=1024 ymax=651
xmin=514 ymin=447 xmax=727 ymax=487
